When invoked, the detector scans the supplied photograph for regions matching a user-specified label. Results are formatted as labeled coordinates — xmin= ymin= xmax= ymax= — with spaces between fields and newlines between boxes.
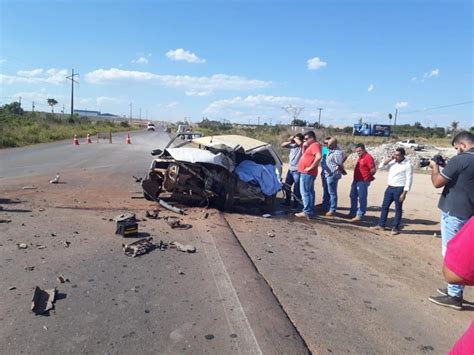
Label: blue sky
xmin=1 ymin=0 xmax=473 ymax=127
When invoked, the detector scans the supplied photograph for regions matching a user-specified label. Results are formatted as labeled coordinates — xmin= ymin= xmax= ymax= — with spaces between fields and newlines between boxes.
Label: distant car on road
xmin=397 ymin=139 xmax=424 ymax=151
xmin=147 ymin=122 xmax=156 ymax=131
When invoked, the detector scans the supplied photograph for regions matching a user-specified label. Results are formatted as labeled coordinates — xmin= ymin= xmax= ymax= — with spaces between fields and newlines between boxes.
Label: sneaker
xmin=391 ymin=228 xmax=400 ymax=235
xmin=437 ymin=288 xmax=448 ymax=296
xmin=325 ymin=211 xmax=335 ymax=217
xmin=370 ymin=225 xmax=385 ymax=231
xmin=428 ymin=295 xmax=463 ymax=310
xmin=294 ymin=212 xmax=307 ymax=218
xmin=351 ymin=216 xmax=362 ymax=222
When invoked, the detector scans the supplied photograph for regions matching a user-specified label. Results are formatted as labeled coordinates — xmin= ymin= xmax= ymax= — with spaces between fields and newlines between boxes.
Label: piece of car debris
xmin=37 ymin=245 xmax=47 ymax=249
xmin=158 ymin=240 xmax=167 ymax=251
xmin=169 ymin=241 xmax=196 ymax=253
xmin=57 ymin=274 xmax=70 ymax=283
xmin=22 ymin=186 xmax=37 ymax=190
xmin=163 ymin=217 xmax=192 ymax=230
xmin=62 ymin=241 xmax=71 ymax=248
xmin=159 ymin=200 xmax=185 ymax=215
xmin=25 ymin=266 xmax=35 ymax=271
xmin=178 ymin=270 xmax=185 ymax=275
xmin=17 ymin=243 xmax=28 ymax=249
xmin=132 ymin=176 xmax=143 ymax=183
xmin=8 ymin=286 xmax=17 ymax=291
xmin=31 ymin=286 xmax=57 ymax=314
xmin=145 ymin=210 xmax=159 ymax=219
xmin=267 ymin=232 xmax=276 ymax=238
xmin=201 ymin=211 xmax=209 ymax=220
xmin=49 ymin=173 xmax=60 ymax=184
xmin=262 ymin=214 xmax=272 ymax=218
xmin=122 ymin=237 xmax=155 ymax=257
xmin=0 ymin=219 xmax=12 ymax=223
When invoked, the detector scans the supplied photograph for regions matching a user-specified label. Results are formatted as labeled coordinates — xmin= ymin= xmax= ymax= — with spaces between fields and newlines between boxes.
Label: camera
xmin=419 ymin=154 xmax=446 ymax=168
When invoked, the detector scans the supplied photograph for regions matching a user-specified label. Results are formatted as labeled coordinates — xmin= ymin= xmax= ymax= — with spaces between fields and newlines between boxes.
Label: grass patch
xmin=0 ymin=112 xmax=140 ymax=148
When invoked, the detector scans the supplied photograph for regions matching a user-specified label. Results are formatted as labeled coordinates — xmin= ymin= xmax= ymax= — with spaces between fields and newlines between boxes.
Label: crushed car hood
xmin=165 ymin=148 xmax=234 ymax=171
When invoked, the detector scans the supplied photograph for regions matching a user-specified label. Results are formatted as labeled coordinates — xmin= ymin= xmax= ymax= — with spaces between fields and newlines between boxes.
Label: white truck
xmin=397 ymin=139 xmax=424 ymax=151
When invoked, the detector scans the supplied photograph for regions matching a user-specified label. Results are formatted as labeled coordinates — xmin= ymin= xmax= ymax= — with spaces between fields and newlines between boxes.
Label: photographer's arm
xmin=429 ymin=162 xmax=449 ymax=188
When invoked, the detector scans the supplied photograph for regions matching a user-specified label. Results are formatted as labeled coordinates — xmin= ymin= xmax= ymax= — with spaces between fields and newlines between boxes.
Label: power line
xmin=400 ymin=100 xmax=474 ymax=114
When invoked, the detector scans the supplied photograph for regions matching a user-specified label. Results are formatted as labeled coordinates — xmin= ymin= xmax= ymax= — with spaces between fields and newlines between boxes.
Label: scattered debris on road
xmin=159 ymin=200 xmax=185 ymax=215
xmin=201 ymin=211 xmax=209 ymax=219
xmin=163 ymin=216 xmax=192 ymax=230
xmin=31 ymin=286 xmax=57 ymax=315
xmin=22 ymin=186 xmax=37 ymax=190
xmin=158 ymin=240 xmax=167 ymax=251
xmin=145 ymin=210 xmax=159 ymax=219
xmin=262 ymin=214 xmax=272 ymax=218
xmin=36 ymin=245 xmax=47 ymax=249
xmin=0 ymin=219 xmax=12 ymax=223
xmin=17 ymin=243 xmax=28 ymax=249
xmin=169 ymin=241 xmax=196 ymax=253
xmin=115 ymin=213 xmax=139 ymax=237
xmin=267 ymin=232 xmax=276 ymax=238
xmin=57 ymin=274 xmax=70 ymax=283
xmin=49 ymin=173 xmax=60 ymax=184
xmin=62 ymin=241 xmax=71 ymax=248
xmin=122 ymin=237 xmax=155 ymax=257
xmin=132 ymin=176 xmax=143 ymax=183
xmin=24 ymin=266 xmax=35 ymax=271
xmin=8 ymin=286 xmax=17 ymax=291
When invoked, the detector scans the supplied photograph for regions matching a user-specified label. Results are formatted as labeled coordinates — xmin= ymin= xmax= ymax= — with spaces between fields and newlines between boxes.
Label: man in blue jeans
xmin=371 ymin=148 xmax=413 ymax=235
xmin=427 ymin=131 xmax=474 ymax=310
xmin=319 ymin=137 xmax=331 ymax=212
xmin=281 ymin=133 xmax=304 ymax=208
xmin=349 ymin=143 xmax=376 ymax=221
xmin=323 ymin=137 xmax=345 ymax=217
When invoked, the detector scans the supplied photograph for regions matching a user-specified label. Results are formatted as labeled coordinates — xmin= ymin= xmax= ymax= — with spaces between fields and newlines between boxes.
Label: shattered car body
xmin=142 ymin=133 xmax=282 ymax=211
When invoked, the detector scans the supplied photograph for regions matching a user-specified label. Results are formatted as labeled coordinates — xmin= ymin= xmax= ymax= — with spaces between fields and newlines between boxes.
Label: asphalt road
xmin=0 ymin=130 xmax=308 ymax=354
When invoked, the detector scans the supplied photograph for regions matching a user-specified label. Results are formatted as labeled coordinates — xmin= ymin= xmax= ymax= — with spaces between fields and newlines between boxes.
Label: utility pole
xmin=66 ymin=69 xmax=79 ymax=117
xmin=317 ymin=108 xmax=323 ymax=128
xmin=32 ymin=101 xmax=35 ymax=112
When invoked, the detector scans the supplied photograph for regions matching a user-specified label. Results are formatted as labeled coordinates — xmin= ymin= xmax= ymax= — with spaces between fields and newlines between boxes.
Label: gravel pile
xmin=345 ymin=142 xmax=432 ymax=170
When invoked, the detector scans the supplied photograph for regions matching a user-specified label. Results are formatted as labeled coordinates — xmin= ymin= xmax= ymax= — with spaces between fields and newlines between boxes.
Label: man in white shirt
xmin=371 ymin=147 xmax=413 ymax=235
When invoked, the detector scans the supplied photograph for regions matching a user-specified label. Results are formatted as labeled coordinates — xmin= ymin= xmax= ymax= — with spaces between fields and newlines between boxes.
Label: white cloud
xmin=411 ymin=77 xmax=417 ymax=82
xmin=166 ymin=48 xmax=206 ymax=64
xmin=1 ymin=68 xmax=68 ymax=85
xmin=395 ymin=101 xmax=408 ymax=109
xmin=0 ymin=58 xmax=7 ymax=64
xmin=203 ymin=94 xmax=337 ymax=123
xmin=132 ymin=56 xmax=149 ymax=64
xmin=17 ymin=68 xmax=44 ymax=77
xmin=307 ymin=57 xmax=327 ymax=70
xmin=85 ymin=68 xmax=271 ymax=95
xmin=424 ymin=68 xmax=439 ymax=79
xmin=367 ymin=84 xmax=374 ymax=92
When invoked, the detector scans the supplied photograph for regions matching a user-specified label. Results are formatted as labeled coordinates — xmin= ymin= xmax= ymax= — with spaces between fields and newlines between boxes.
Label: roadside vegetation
xmin=0 ymin=102 xmax=139 ymax=148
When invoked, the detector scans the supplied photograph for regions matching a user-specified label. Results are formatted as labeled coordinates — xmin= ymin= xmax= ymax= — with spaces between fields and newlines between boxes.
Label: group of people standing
xmin=282 ymin=131 xmax=412 ymax=235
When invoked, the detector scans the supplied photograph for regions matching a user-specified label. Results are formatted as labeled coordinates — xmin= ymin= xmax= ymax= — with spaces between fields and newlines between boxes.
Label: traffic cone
xmin=126 ymin=133 xmax=131 ymax=144
xmin=73 ymin=134 xmax=79 ymax=145
xmin=86 ymin=134 xmax=92 ymax=144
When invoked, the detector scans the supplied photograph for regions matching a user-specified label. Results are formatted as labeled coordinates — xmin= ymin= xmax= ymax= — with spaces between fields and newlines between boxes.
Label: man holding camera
xmin=428 ymin=131 xmax=474 ymax=310
xmin=281 ymin=133 xmax=304 ymax=208
xmin=371 ymin=147 xmax=413 ymax=235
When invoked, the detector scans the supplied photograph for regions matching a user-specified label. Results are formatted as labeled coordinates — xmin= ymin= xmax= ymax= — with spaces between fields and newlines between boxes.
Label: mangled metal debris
xmin=115 ymin=213 xmax=138 ymax=237
xmin=49 ymin=173 xmax=60 ymax=184
xmin=57 ymin=274 xmax=70 ymax=283
xmin=31 ymin=286 xmax=56 ymax=314
xmin=122 ymin=237 xmax=155 ymax=257
xmin=17 ymin=243 xmax=28 ymax=249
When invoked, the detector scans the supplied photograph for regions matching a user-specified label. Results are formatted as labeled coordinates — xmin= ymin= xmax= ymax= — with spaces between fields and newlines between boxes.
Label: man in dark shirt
xmin=427 ymin=131 xmax=474 ymax=310
xmin=281 ymin=133 xmax=304 ymax=208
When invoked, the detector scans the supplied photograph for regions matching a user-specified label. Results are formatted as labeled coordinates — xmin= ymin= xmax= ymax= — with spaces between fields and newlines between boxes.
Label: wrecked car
xmin=142 ymin=133 xmax=282 ymax=211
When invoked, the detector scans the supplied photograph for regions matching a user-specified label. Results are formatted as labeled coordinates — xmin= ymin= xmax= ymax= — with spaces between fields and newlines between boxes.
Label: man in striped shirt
xmin=323 ymin=137 xmax=345 ymax=217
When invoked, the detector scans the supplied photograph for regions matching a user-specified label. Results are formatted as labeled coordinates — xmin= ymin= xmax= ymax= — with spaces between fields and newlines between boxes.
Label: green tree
xmin=414 ymin=121 xmax=423 ymax=129
xmin=47 ymin=98 xmax=58 ymax=113
xmin=291 ymin=119 xmax=307 ymax=127
xmin=0 ymin=101 xmax=24 ymax=115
